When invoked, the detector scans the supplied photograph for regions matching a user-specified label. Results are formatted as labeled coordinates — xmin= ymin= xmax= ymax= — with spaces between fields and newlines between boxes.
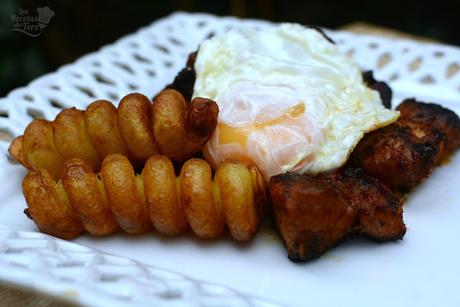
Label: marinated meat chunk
xmin=397 ymin=99 xmax=460 ymax=162
xmin=352 ymin=124 xmax=443 ymax=192
xmin=353 ymin=99 xmax=460 ymax=192
xmin=332 ymin=167 xmax=406 ymax=241
xmin=362 ymin=71 xmax=392 ymax=109
xmin=270 ymin=172 xmax=354 ymax=261
xmin=165 ymin=51 xmax=197 ymax=101
xmin=270 ymin=167 xmax=405 ymax=262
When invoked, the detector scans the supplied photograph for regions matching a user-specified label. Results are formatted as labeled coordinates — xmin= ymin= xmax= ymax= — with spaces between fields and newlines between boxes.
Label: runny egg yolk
xmin=219 ymin=103 xmax=306 ymax=147
xmin=205 ymin=98 xmax=322 ymax=180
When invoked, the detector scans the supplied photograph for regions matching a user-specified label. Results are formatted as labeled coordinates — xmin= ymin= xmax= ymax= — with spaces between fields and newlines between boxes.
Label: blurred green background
xmin=1 ymin=0 xmax=458 ymax=95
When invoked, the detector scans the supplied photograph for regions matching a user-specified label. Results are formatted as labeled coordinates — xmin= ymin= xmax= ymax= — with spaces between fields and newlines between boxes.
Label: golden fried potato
xmin=117 ymin=93 xmax=159 ymax=165
xmin=215 ymin=161 xmax=261 ymax=241
xmin=21 ymin=154 xmax=267 ymax=241
xmin=101 ymin=154 xmax=151 ymax=234
xmin=21 ymin=119 xmax=64 ymax=179
xmin=85 ymin=100 xmax=129 ymax=159
xmin=186 ymin=97 xmax=219 ymax=141
xmin=143 ymin=155 xmax=188 ymax=235
xmin=8 ymin=135 xmax=27 ymax=167
xmin=249 ymin=164 xmax=269 ymax=218
xmin=22 ymin=169 xmax=84 ymax=239
xmin=61 ymin=158 xmax=118 ymax=235
xmin=9 ymin=90 xmax=219 ymax=176
xmin=151 ymin=90 xmax=187 ymax=160
xmin=53 ymin=108 xmax=101 ymax=171
xmin=152 ymin=89 xmax=218 ymax=162
xmin=179 ymin=158 xmax=224 ymax=238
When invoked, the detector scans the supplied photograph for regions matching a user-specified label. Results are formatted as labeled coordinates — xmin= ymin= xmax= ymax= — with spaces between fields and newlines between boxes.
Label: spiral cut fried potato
xmin=22 ymin=154 xmax=267 ymax=241
xmin=9 ymin=89 xmax=219 ymax=178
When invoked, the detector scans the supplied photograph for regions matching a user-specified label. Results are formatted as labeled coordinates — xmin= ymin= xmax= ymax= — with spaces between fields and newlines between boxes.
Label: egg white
xmin=193 ymin=23 xmax=399 ymax=178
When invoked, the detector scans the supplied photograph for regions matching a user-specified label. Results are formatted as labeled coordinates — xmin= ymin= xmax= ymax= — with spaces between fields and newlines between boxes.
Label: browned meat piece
xmin=397 ymin=98 xmax=460 ymax=162
xmin=270 ymin=172 xmax=354 ymax=261
xmin=165 ymin=51 xmax=197 ymax=101
xmin=270 ymin=167 xmax=405 ymax=262
xmin=306 ymin=25 xmax=335 ymax=44
xmin=352 ymin=99 xmax=460 ymax=192
xmin=352 ymin=124 xmax=443 ymax=192
xmin=332 ymin=167 xmax=406 ymax=242
xmin=362 ymin=71 xmax=392 ymax=109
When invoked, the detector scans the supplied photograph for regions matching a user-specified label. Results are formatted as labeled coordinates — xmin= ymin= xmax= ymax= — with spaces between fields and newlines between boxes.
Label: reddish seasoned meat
xmin=351 ymin=124 xmax=443 ymax=192
xmin=362 ymin=71 xmax=392 ymax=109
xmin=352 ymin=99 xmax=460 ymax=192
xmin=332 ymin=167 xmax=406 ymax=241
xmin=164 ymin=51 xmax=197 ymax=101
xmin=397 ymin=99 xmax=460 ymax=162
xmin=270 ymin=167 xmax=405 ymax=262
xmin=270 ymin=172 xmax=354 ymax=261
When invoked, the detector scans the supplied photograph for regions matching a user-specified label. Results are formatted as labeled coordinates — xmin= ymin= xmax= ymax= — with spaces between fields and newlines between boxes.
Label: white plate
xmin=1 ymin=12 xmax=460 ymax=307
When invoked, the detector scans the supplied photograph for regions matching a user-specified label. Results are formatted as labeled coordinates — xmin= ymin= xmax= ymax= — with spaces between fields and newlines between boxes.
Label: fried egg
xmin=193 ymin=23 xmax=399 ymax=179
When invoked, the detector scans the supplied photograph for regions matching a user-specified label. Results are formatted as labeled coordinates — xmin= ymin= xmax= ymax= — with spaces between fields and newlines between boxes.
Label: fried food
xmin=270 ymin=166 xmax=405 ymax=262
xmin=143 ymin=155 xmax=188 ymax=235
xmin=214 ymin=160 xmax=266 ymax=241
xmin=335 ymin=167 xmax=406 ymax=241
xmin=178 ymin=158 xmax=224 ymax=238
xmin=54 ymin=108 xmax=101 ymax=171
xmin=362 ymin=71 xmax=392 ymax=109
xmin=9 ymin=90 xmax=218 ymax=178
xmin=152 ymin=89 xmax=218 ymax=162
xmin=397 ymin=99 xmax=460 ymax=161
xmin=165 ymin=51 xmax=196 ymax=101
xmin=12 ymin=120 xmax=64 ymax=178
xmin=101 ymin=154 xmax=152 ymax=234
xmin=86 ymin=100 xmax=130 ymax=159
xmin=352 ymin=99 xmax=460 ymax=192
xmin=352 ymin=124 xmax=441 ymax=192
xmin=62 ymin=158 xmax=119 ymax=235
xmin=117 ymin=93 xmax=159 ymax=165
xmin=22 ymin=154 xmax=267 ymax=241
xmin=22 ymin=169 xmax=84 ymax=240
xmin=168 ymin=55 xmax=391 ymax=110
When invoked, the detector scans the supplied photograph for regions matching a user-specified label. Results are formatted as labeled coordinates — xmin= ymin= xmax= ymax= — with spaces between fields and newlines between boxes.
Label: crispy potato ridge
xmin=22 ymin=169 xmax=84 ymax=239
xmin=54 ymin=108 xmax=101 ymax=171
xmin=18 ymin=120 xmax=64 ymax=179
xmin=152 ymin=89 xmax=218 ymax=161
xmin=352 ymin=99 xmax=460 ymax=192
xmin=22 ymin=154 xmax=267 ymax=241
xmin=101 ymin=154 xmax=152 ymax=234
xmin=62 ymin=158 xmax=119 ymax=235
xmin=9 ymin=90 xmax=218 ymax=178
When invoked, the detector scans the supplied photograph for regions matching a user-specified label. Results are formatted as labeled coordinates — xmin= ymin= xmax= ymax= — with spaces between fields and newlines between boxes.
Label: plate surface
xmin=1 ymin=12 xmax=460 ymax=307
